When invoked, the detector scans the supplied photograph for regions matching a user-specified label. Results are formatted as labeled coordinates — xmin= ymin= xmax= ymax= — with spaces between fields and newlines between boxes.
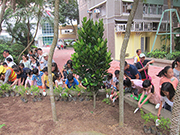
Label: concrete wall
xmin=115 ymin=32 xmax=162 ymax=60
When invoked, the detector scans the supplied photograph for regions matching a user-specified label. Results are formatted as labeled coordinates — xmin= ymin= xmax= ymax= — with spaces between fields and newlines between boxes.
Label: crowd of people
xmin=0 ymin=48 xmax=79 ymax=96
xmin=0 ymin=48 xmax=179 ymax=117
xmin=103 ymin=49 xmax=179 ymax=117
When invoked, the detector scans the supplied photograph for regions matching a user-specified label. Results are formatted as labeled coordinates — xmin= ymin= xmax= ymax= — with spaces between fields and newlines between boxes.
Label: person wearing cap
xmin=42 ymin=52 xmax=55 ymax=69
xmin=136 ymin=53 xmax=154 ymax=81
xmin=134 ymin=49 xmax=141 ymax=65
xmin=0 ymin=64 xmax=17 ymax=84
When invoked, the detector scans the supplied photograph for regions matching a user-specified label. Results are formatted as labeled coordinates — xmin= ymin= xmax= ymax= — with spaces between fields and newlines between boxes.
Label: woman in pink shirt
xmin=157 ymin=66 xmax=178 ymax=90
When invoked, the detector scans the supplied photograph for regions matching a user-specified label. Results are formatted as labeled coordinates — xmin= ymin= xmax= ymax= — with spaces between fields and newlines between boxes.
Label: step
xmin=124 ymin=93 xmax=171 ymax=119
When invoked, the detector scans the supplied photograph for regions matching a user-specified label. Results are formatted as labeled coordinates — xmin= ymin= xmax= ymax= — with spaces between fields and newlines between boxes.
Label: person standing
xmin=134 ymin=49 xmax=141 ymax=65
xmin=3 ymin=50 xmax=14 ymax=63
xmin=172 ymin=57 xmax=180 ymax=80
xmin=136 ymin=53 xmax=154 ymax=81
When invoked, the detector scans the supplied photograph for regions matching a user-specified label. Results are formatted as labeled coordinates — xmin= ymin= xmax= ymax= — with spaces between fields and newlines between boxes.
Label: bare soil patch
xmin=0 ymin=95 xmax=146 ymax=135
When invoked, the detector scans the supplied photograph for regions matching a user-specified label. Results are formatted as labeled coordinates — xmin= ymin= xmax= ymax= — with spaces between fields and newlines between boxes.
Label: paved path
xmin=43 ymin=47 xmax=163 ymax=96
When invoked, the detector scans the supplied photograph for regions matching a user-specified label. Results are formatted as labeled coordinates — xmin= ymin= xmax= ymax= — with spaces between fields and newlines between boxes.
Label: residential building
xmin=79 ymin=0 xmax=180 ymax=60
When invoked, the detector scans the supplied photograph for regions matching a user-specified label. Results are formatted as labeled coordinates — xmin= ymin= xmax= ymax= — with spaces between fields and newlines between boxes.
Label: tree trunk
xmin=18 ymin=16 xmax=40 ymax=62
xmin=48 ymin=0 xmax=59 ymax=122
xmin=0 ymin=0 xmax=7 ymax=33
xmin=93 ymin=91 xmax=96 ymax=109
xmin=170 ymin=81 xmax=180 ymax=135
xmin=119 ymin=0 xmax=139 ymax=127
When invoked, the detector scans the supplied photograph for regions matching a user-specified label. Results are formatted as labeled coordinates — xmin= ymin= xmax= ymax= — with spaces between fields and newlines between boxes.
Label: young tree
xmin=48 ymin=0 xmax=59 ymax=122
xmin=71 ymin=17 xmax=112 ymax=109
xmin=0 ymin=0 xmax=7 ymax=32
xmin=170 ymin=81 xmax=180 ymax=134
xmin=119 ymin=0 xmax=139 ymax=127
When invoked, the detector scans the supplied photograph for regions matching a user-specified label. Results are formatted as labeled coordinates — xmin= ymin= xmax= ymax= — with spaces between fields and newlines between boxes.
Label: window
xmin=123 ymin=2 xmax=132 ymax=13
xmin=42 ymin=37 xmax=53 ymax=45
xmin=143 ymin=4 xmax=162 ymax=15
xmin=42 ymin=23 xmax=54 ymax=34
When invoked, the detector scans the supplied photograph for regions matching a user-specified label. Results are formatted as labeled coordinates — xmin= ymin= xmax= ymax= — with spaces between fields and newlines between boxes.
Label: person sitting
xmin=20 ymin=54 xmax=31 ymax=69
xmin=11 ymin=67 xmax=27 ymax=87
xmin=134 ymin=49 xmax=141 ymax=65
xmin=124 ymin=61 xmax=142 ymax=80
xmin=65 ymin=74 xmax=79 ymax=89
xmin=102 ymin=73 xmax=113 ymax=98
xmin=25 ymin=69 xmax=33 ymax=88
xmin=157 ymin=66 xmax=178 ymax=90
xmin=110 ymin=82 xmax=119 ymax=107
xmin=31 ymin=68 xmax=43 ymax=89
xmin=61 ymin=60 xmax=73 ymax=80
xmin=0 ymin=64 xmax=16 ymax=84
xmin=29 ymin=54 xmax=40 ymax=71
xmin=138 ymin=80 xmax=154 ymax=109
xmin=172 ymin=57 xmax=180 ymax=80
xmin=55 ymin=73 xmax=63 ymax=88
xmin=41 ymin=67 xmax=55 ymax=89
xmin=136 ymin=53 xmax=154 ymax=81
xmin=113 ymin=70 xmax=119 ymax=86
xmin=157 ymin=82 xmax=175 ymax=117
xmin=6 ymin=57 xmax=16 ymax=68
xmin=41 ymin=53 xmax=55 ymax=69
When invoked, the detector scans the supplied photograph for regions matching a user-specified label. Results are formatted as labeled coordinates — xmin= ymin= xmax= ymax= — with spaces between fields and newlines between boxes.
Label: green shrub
xmin=146 ymin=49 xmax=167 ymax=59
xmin=71 ymin=17 xmax=112 ymax=108
xmin=166 ymin=51 xmax=180 ymax=60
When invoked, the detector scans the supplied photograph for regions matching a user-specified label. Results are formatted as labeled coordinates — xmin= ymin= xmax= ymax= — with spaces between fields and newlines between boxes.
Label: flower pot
xmin=5 ymin=92 xmax=10 ymax=97
xmin=143 ymin=125 xmax=152 ymax=134
xmin=15 ymin=93 xmax=20 ymax=97
xmin=10 ymin=91 xmax=15 ymax=97
xmin=64 ymin=97 xmax=68 ymax=102
xmin=72 ymin=97 xmax=77 ymax=102
xmin=21 ymin=97 xmax=28 ymax=103
xmin=55 ymin=96 xmax=60 ymax=101
xmin=79 ymin=97 xmax=84 ymax=102
xmin=33 ymin=97 xmax=37 ymax=102
xmin=151 ymin=125 xmax=157 ymax=134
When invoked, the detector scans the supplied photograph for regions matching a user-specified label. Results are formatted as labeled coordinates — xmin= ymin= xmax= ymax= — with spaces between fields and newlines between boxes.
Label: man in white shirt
xmin=42 ymin=52 xmax=55 ymax=68
xmin=3 ymin=50 xmax=14 ymax=63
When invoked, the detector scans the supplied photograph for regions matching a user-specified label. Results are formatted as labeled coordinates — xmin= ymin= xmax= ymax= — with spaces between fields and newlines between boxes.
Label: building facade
xmin=79 ymin=0 xmax=180 ymax=60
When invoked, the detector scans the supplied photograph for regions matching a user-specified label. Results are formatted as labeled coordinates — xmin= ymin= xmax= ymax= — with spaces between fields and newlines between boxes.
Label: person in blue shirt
xmin=65 ymin=74 xmax=79 ymax=89
xmin=31 ymin=68 xmax=43 ymax=89
xmin=124 ymin=61 xmax=142 ymax=80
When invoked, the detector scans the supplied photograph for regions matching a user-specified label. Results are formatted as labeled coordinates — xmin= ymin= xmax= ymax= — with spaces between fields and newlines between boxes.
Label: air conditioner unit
xmin=94 ymin=9 xmax=100 ymax=14
xmin=87 ymin=10 xmax=92 ymax=14
xmin=127 ymin=4 xmax=132 ymax=10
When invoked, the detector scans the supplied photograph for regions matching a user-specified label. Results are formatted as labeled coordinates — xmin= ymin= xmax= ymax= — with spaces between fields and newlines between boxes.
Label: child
xmin=123 ymin=78 xmax=143 ymax=95
xmin=41 ymin=67 xmax=55 ymax=89
xmin=172 ymin=57 xmax=180 ymax=80
xmin=103 ymin=73 xmax=113 ymax=98
xmin=157 ymin=82 xmax=175 ymax=117
xmin=65 ymin=74 xmax=79 ymax=89
xmin=113 ymin=70 xmax=119 ymax=86
xmin=110 ymin=82 xmax=119 ymax=107
xmin=31 ymin=68 xmax=46 ymax=96
xmin=157 ymin=66 xmax=178 ymax=90
xmin=138 ymin=80 xmax=154 ymax=109
xmin=61 ymin=60 xmax=73 ymax=80
xmin=55 ymin=73 xmax=63 ymax=88
xmin=25 ymin=69 xmax=33 ymax=88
